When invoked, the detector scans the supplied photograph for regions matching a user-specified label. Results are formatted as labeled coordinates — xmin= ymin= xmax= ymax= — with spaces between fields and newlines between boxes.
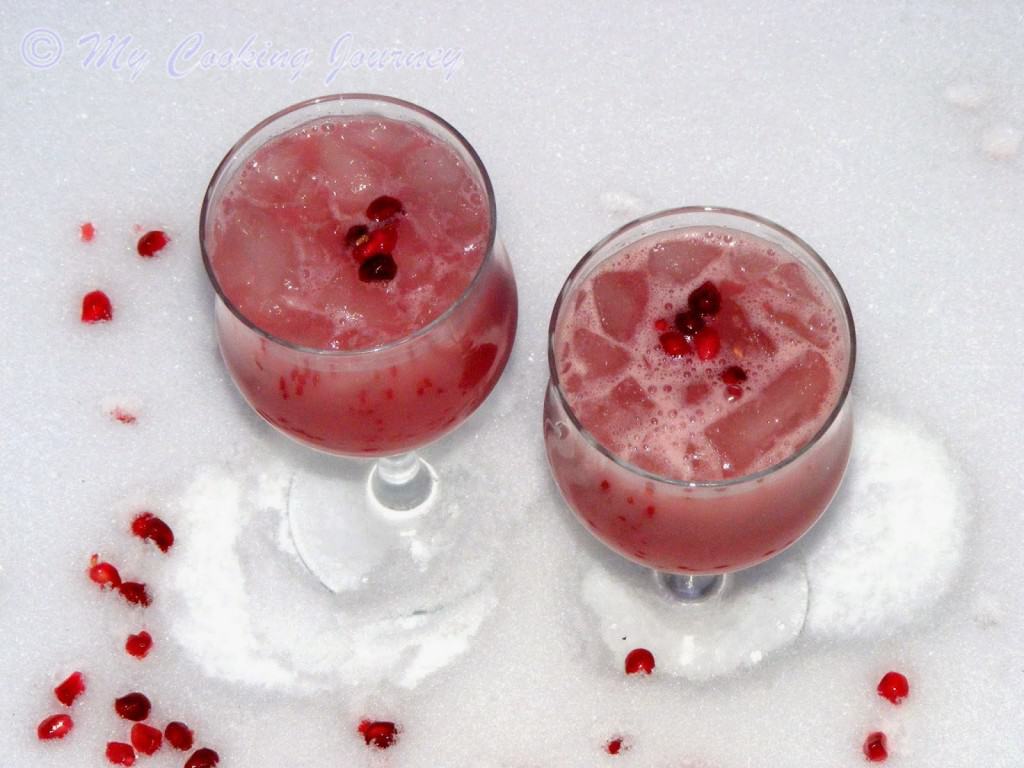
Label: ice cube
xmin=575 ymin=376 xmax=654 ymax=447
xmin=762 ymin=302 xmax=831 ymax=349
xmin=716 ymin=299 xmax=777 ymax=359
xmin=704 ymin=350 xmax=832 ymax=474
xmin=648 ymin=238 xmax=721 ymax=285
xmin=766 ymin=261 xmax=819 ymax=303
xmin=571 ymin=328 xmax=631 ymax=378
xmin=591 ymin=270 xmax=649 ymax=342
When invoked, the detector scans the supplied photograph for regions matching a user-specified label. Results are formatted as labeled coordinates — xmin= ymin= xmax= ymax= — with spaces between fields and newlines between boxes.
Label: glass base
xmin=581 ymin=556 xmax=808 ymax=680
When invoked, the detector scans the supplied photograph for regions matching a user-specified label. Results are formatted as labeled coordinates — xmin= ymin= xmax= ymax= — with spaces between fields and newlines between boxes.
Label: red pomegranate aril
xmin=131 ymin=512 xmax=175 ymax=553
xmin=688 ymin=280 xmax=722 ymax=316
xmin=184 ymin=747 xmax=220 ymax=768
xmin=654 ymin=318 xmax=669 ymax=332
xmin=130 ymin=723 xmax=163 ymax=755
xmin=624 ymin=648 xmax=655 ymax=675
xmin=694 ymin=327 xmax=721 ymax=360
xmin=37 ymin=713 xmax=73 ymax=740
xmin=877 ymin=671 xmax=910 ymax=704
xmin=366 ymin=195 xmax=404 ymax=221
xmin=721 ymin=365 xmax=748 ymax=385
xmin=114 ymin=692 xmax=151 ymax=721
xmin=126 ymin=631 xmax=153 ymax=659
xmin=606 ymin=737 xmax=627 ymax=755
xmin=863 ymin=731 xmax=888 ymax=762
xmin=359 ymin=253 xmax=398 ymax=283
xmin=164 ymin=722 xmax=194 ymax=751
xmin=54 ymin=671 xmax=86 ymax=706
xmin=89 ymin=555 xmax=122 ymax=589
xmin=118 ymin=581 xmax=151 ymax=607
xmin=359 ymin=719 xmax=398 ymax=749
xmin=345 ymin=223 xmax=369 ymax=248
xmin=80 ymin=222 xmax=96 ymax=242
xmin=137 ymin=230 xmax=169 ymax=258
xmin=674 ymin=310 xmax=706 ymax=337
xmin=354 ymin=225 xmax=398 ymax=261
xmin=659 ymin=331 xmax=691 ymax=357
xmin=106 ymin=742 xmax=136 ymax=766
xmin=81 ymin=290 xmax=113 ymax=323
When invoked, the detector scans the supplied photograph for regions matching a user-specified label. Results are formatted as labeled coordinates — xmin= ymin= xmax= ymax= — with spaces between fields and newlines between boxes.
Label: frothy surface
xmin=554 ymin=228 xmax=849 ymax=481
xmin=208 ymin=116 xmax=490 ymax=350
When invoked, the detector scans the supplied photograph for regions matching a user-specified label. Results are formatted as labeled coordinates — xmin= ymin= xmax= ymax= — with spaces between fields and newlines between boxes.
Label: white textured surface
xmin=3 ymin=3 xmax=1024 ymax=767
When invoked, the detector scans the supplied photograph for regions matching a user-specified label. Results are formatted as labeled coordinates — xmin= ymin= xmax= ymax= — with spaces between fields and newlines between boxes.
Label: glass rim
xmin=199 ymin=93 xmax=498 ymax=357
xmin=546 ymin=205 xmax=857 ymax=490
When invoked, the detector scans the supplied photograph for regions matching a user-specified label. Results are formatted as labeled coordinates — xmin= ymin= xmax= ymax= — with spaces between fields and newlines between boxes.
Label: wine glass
xmin=543 ymin=207 xmax=854 ymax=678
xmin=200 ymin=95 xmax=517 ymax=611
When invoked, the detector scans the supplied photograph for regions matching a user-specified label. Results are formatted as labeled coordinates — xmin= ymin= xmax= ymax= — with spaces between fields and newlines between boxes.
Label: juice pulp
xmin=544 ymin=226 xmax=852 ymax=573
xmin=207 ymin=114 xmax=517 ymax=456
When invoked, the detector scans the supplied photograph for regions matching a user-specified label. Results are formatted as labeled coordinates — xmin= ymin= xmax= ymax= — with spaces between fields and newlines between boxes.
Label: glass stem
xmin=369 ymin=451 xmax=435 ymax=519
xmin=655 ymin=571 xmax=726 ymax=602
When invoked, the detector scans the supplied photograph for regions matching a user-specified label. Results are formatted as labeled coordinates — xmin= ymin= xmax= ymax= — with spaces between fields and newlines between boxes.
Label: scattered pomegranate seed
xmin=366 ymin=195 xmax=404 ymax=221
xmin=118 ymin=581 xmax=151 ymax=607
xmin=606 ymin=737 xmax=628 ymax=755
xmin=137 ymin=230 xmax=169 ymax=258
xmin=111 ymin=407 xmax=137 ymax=425
xmin=359 ymin=719 xmax=398 ymax=749
xmin=81 ymin=290 xmax=113 ymax=323
xmin=659 ymin=330 xmax=691 ymax=357
xmin=653 ymin=318 xmax=669 ymax=332
xmin=359 ymin=253 xmax=398 ymax=283
xmin=165 ymin=722 xmax=194 ymax=751
xmin=863 ymin=731 xmax=888 ymax=762
xmin=184 ymin=747 xmax=220 ymax=768
xmin=37 ymin=713 xmax=73 ymax=740
xmin=688 ymin=280 xmax=721 ymax=316
xmin=131 ymin=512 xmax=174 ymax=553
xmin=345 ymin=224 xmax=369 ymax=247
xmin=80 ymin=222 xmax=96 ymax=242
xmin=674 ymin=310 xmax=705 ymax=337
xmin=726 ymin=384 xmax=744 ymax=401
xmin=130 ymin=723 xmax=163 ymax=755
xmin=88 ymin=555 xmax=122 ymax=589
xmin=624 ymin=648 xmax=655 ymax=675
xmin=721 ymin=365 xmax=748 ymax=385
xmin=354 ymin=226 xmax=398 ymax=261
xmin=54 ymin=671 xmax=86 ymax=706
xmin=106 ymin=741 xmax=136 ymax=766
xmin=125 ymin=631 xmax=153 ymax=659
xmin=877 ymin=671 xmax=910 ymax=704
xmin=694 ymin=327 xmax=721 ymax=360
xmin=114 ymin=692 xmax=151 ymax=721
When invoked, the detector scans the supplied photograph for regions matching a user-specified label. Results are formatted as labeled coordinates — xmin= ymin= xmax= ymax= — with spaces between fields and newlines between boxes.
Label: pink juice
xmin=204 ymin=107 xmax=517 ymax=456
xmin=544 ymin=216 xmax=853 ymax=574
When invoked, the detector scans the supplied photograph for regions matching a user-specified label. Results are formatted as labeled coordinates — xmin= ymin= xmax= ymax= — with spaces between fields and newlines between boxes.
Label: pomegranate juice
xmin=544 ymin=216 xmax=853 ymax=573
xmin=205 ymin=108 xmax=517 ymax=456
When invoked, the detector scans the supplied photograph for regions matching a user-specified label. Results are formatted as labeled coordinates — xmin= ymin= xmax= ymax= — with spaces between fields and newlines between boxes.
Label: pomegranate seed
xmin=624 ymin=648 xmax=655 ymax=675
xmin=125 ymin=631 xmax=153 ymax=659
xmin=674 ymin=310 xmax=705 ymax=337
xmin=130 ymin=723 xmax=162 ymax=755
xmin=88 ymin=555 xmax=122 ymax=589
xmin=131 ymin=512 xmax=174 ymax=553
xmin=688 ymin=280 xmax=721 ymax=316
xmin=80 ymin=222 xmax=96 ymax=242
xmin=354 ymin=225 xmax=398 ymax=262
xmin=114 ymin=692 xmax=151 ymax=721
xmin=863 ymin=731 xmax=888 ymax=762
xmin=345 ymin=224 xmax=369 ymax=247
xmin=366 ymin=195 xmax=404 ymax=221
xmin=164 ymin=722 xmax=194 ymax=751
xmin=659 ymin=331 xmax=691 ymax=357
xmin=37 ymin=713 xmax=73 ymax=740
xmin=81 ymin=290 xmax=113 ymax=323
xmin=606 ymin=737 xmax=627 ymax=755
xmin=118 ymin=582 xmax=151 ymax=607
xmin=694 ymin=328 xmax=721 ymax=360
xmin=137 ymin=230 xmax=169 ymax=258
xmin=721 ymin=365 xmax=748 ymax=385
xmin=358 ymin=719 xmax=398 ymax=749
xmin=653 ymin=318 xmax=669 ymax=332
xmin=359 ymin=253 xmax=398 ymax=283
xmin=106 ymin=742 xmax=136 ymax=766
xmin=877 ymin=671 xmax=910 ymax=704
xmin=111 ymin=407 xmax=137 ymax=425
xmin=726 ymin=384 xmax=743 ymax=401
xmin=184 ymin=747 xmax=220 ymax=768
xmin=54 ymin=671 xmax=86 ymax=706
